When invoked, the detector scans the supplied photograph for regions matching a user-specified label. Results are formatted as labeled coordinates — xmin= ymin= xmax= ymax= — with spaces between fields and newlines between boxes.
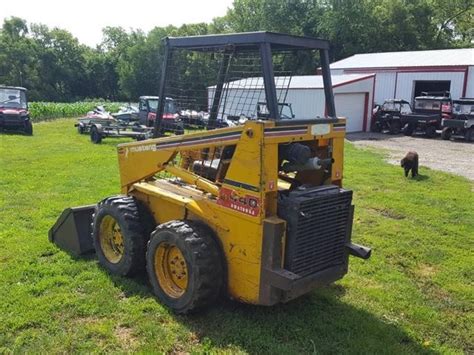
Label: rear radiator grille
xmin=278 ymin=186 xmax=352 ymax=277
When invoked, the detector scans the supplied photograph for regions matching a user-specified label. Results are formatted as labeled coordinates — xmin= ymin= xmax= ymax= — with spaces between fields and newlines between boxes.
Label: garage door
xmin=334 ymin=93 xmax=366 ymax=132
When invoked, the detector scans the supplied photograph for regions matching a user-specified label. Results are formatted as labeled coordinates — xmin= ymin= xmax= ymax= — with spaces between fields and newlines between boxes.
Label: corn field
xmin=29 ymin=102 xmax=123 ymax=121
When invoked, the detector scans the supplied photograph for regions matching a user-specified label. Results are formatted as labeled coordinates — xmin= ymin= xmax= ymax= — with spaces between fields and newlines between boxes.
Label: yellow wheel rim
xmin=99 ymin=215 xmax=125 ymax=264
xmin=154 ymin=243 xmax=188 ymax=298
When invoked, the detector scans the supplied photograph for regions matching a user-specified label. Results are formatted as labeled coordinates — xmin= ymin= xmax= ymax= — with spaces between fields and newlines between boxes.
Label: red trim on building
xmin=363 ymin=93 xmax=369 ymax=132
xmin=371 ymin=75 xmax=376 ymax=110
xmin=397 ymin=68 xmax=467 ymax=73
xmin=332 ymin=74 xmax=375 ymax=88
xmin=339 ymin=65 xmax=468 ymax=73
xmin=393 ymin=71 xmax=399 ymax=98
xmin=462 ymin=67 xmax=469 ymax=97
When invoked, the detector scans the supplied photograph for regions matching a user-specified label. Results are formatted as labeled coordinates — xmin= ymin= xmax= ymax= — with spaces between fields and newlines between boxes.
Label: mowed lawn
xmin=0 ymin=119 xmax=472 ymax=353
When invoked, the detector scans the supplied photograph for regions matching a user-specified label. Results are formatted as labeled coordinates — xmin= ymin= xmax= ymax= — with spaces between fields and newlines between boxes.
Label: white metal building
xmin=208 ymin=73 xmax=375 ymax=132
xmin=330 ymin=48 xmax=474 ymax=105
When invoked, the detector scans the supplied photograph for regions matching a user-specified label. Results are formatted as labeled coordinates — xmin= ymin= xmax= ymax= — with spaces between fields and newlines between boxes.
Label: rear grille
xmin=2 ymin=114 xmax=21 ymax=121
xmin=278 ymin=186 xmax=352 ymax=277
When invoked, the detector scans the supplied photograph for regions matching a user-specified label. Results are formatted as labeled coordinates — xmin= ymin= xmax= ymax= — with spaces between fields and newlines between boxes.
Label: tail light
xmin=441 ymin=103 xmax=452 ymax=113
xmin=162 ymin=113 xmax=174 ymax=119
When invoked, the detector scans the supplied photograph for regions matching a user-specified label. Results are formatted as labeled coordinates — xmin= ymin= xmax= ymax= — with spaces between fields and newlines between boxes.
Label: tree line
xmin=0 ymin=0 xmax=472 ymax=102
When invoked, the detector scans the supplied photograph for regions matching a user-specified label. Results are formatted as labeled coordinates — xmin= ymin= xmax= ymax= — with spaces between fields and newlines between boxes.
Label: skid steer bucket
xmin=49 ymin=205 xmax=96 ymax=257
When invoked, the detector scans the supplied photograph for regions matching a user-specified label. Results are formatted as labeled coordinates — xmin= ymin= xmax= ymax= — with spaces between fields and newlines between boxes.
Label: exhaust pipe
xmin=49 ymin=204 xmax=96 ymax=257
xmin=345 ymin=242 xmax=372 ymax=259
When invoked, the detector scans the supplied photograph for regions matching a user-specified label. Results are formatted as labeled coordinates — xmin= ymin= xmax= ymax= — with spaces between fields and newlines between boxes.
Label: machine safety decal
xmin=217 ymin=187 xmax=260 ymax=217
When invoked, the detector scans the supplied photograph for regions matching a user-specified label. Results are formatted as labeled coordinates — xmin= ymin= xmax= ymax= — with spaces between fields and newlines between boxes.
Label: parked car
xmin=0 ymin=85 xmax=32 ymax=135
xmin=402 ymin=92 xmax=452 ymax=138
xmin=441 ymin=98 xmax=474 ymax=142
xmin=138 ymin=96 xmax=184 ymax=134
xmin=371 ymin=99 xmax=412 ymax=134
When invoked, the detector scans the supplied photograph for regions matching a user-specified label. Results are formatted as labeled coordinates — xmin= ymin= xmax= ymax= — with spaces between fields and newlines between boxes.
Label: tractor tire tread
xmin=91 ymin=195 xmax=153 ymax=276
xmin=466 ymin=128 xmax=474 ymax=142
xmin=146 ymin=220 xmax=224 ymax=314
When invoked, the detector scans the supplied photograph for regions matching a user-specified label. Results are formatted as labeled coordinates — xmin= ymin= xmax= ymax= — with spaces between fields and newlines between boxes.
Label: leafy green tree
xmin=0 ymin=1 xmax=472 ymax=102
xmin=430 ymin=0 xmax=473 ymax=47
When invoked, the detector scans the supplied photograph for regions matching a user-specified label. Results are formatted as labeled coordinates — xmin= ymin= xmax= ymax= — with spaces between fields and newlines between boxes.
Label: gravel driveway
xmin=346 ymin=132 xmax=474 ymax=181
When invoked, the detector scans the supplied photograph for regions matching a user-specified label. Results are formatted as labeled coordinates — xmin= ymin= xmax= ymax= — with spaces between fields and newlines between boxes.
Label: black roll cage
xmin=153 ymin=31 xmax=336 ymax=137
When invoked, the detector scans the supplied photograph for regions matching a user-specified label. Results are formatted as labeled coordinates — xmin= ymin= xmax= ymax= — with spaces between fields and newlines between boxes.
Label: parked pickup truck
xmin=402 ymin=92 xmax=452 ymax=138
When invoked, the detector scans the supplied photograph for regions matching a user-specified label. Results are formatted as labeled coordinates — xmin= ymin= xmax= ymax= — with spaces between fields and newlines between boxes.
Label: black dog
xmin=401 ymin=151 xmax=419 ymax=178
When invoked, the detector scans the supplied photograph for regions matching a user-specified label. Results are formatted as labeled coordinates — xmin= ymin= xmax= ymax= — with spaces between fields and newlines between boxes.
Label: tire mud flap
xmin=49 ymin=205 xmax=96 ymax=256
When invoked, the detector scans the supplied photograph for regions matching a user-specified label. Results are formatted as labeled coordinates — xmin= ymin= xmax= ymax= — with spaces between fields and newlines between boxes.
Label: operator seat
xmin=192 ymin=159 xmax=221 ymax=181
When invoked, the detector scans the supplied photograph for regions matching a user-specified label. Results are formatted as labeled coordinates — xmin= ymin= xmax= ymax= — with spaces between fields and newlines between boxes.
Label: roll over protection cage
xmin=153 ymin=31 xmax=336 ymax=138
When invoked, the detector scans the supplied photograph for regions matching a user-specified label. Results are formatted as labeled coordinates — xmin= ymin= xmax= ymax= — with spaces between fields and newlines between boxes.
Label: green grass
xmin=0 ymin=119 xmax=472 ymax=353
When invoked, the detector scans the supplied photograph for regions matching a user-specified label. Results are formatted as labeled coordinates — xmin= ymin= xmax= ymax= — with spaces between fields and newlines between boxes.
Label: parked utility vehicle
xmin=371 ymin=99 xmax=411 ymax=134
xmin=441 ymin=98 xmax=474 ymax=142
xmin=138 ymin=96 xmax=184 ymax=134
xmin=0 ymin=85 xmax=32 ymax=135
xmin=402 ymin=92 xmax=451 ymax=138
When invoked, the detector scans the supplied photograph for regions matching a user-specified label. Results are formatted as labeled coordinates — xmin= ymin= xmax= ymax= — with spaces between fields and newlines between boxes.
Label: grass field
xmin=0 ymin=119 xmax=472 ymax=353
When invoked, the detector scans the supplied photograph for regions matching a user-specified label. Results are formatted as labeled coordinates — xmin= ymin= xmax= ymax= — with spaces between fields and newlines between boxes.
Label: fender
xmin=92 ymin=123 xmax=103 ymax=133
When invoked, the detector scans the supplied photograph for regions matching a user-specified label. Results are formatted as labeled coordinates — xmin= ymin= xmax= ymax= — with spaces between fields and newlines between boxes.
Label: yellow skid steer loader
xmin=50 ymin=32 xmax=370 ymax=313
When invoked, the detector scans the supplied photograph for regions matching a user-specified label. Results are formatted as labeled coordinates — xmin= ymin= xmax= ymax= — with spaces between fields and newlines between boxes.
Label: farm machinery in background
xmin=0 ymin=85 xmax=33 ymax=135
xmin=50 ymin=32 xmax=371 ymax=314
xmin=401 ymin=91 xmax=452 ymax=138
xmin=441 ymin=98 xmax=474 ymax=142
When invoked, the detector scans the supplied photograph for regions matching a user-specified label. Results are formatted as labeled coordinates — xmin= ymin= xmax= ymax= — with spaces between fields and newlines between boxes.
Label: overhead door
xmin=334 ymin=93 xmax=366 ymax=132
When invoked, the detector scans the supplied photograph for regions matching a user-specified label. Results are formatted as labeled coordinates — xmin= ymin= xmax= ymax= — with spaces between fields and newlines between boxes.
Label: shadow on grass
xmin=399 ymin=174 xmax=429 ymax=181
xmin=107 ymin=273 xmax=433 ymax=354
xmin=412 ymin=174 xmax=430 ymax=181
xmin=0 ymin=129 xmax=31 ymax=136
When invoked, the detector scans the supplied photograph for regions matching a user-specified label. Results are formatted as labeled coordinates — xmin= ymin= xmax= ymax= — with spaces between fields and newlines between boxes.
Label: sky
xmin=1 ymin=0 xmax=234 ymax=47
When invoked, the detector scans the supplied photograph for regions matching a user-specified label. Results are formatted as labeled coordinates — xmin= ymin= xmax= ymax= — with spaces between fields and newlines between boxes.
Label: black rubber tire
xmin=90 ymin=126 xmax=102 ymax=144
xmin=466 ymin=128 xmax=474 ymax=142
xmin=146 ymin=220 xmax=224 ymax=314
xmin=24 ymin=120 xmax=33 ymax=136
xmin=389 ymin=121 xmax=401 ymax=135
xmin=403 ymin=123 xmax=414 ymax=136
xmin=77 ymin=124 xmax=84 ymax=134
xmin=371 ymin=123 xmax=381 ymax=133
xmin=425 ymin=125 xmax=437 ymax=139
xmin=441 ymin=127 xmax=452 ymax=140
xmin=92 ymin=195 xmax=154 ymax=276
